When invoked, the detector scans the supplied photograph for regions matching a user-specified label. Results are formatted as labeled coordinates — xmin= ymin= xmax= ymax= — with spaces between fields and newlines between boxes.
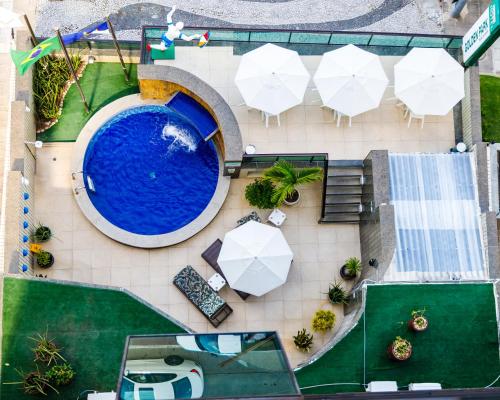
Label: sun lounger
xmin=173 ymin=265 xmax=233 ymax=327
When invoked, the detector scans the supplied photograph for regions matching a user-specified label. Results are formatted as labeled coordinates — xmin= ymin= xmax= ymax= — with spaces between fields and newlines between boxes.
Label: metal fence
xmin=140 ymin=25 xmax=462 ymax=63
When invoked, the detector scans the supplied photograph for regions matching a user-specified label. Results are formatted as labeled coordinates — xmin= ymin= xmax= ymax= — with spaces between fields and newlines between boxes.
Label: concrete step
xmin=324 ymin=204 xmax=361 ymax=214
xmin=326 ymin=185 xmax=362 ymax=195
xmin=320 ymin=213 xmax=360 ymax=223
xmin=327 ymin=175 xmax=362 ymax=186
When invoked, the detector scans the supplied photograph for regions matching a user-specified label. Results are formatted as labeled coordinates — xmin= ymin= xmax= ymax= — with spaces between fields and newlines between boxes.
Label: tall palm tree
xmin=263 ymin=160 xmax=323 ymax=206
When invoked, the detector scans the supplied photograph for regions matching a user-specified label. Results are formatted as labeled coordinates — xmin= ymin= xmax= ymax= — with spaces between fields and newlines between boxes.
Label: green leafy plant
xmin=327 ymin=281 xmax=349 ymax=305
xmin=36 ymin=251 xmax=53 ymax=268
xmin=15 ymin=368 xmax=59 ymax=396
xmin=311 ymin=310 xmax=336 ymax=333
xmin=293 ymin=329 xmax=314 ymax=352
xmin=244 ymin=179 xmax=277 ymax=209
xmin=344 ymin=257 xmax=362 ymax=276
xmin=390 ymin=336 xmax=412 ymax=360
xmin=410 ymin=308 xmax=428 ymax=331
xmin=30 ymin=331 xmax=65 ymax=365
xmin=46 ymin=364 xmax=75 ymax=386
xmin=33 ymin=54 xmax=83 ymax=126
xmin=32 ymin=224 xmax=52 ymax=242
xmin=263 ymin=160 xmax=322 ymax=206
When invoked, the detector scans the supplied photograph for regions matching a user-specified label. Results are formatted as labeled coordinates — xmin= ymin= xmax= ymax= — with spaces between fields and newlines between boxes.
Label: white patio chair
xmin=261 ymin=111 xmax=281 ymax=128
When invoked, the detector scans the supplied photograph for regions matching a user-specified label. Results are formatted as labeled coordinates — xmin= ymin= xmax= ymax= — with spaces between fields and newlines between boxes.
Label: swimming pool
xmin=80 ymin=103 xmax=221 ymax=241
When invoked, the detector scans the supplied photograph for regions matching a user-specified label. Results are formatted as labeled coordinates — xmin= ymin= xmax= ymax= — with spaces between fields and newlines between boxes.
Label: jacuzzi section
xmin=83 ymin=105 xmax=219 ymax=236
xmin=72 ymin=94 xmax=230 ymax=248
xmin=387 ymin=153 xmax=486 ymax=281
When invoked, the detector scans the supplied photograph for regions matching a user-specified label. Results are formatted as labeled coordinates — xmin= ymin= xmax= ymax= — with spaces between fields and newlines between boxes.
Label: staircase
xmin=320 ymin=160 xmax=364 ymax=223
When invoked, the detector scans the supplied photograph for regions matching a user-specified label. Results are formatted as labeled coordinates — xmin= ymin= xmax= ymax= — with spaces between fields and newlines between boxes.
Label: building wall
xmin=3 ymin=31 xmax=37 ymax=276
xmin=359 ymin=150 xmax=396 ymax=282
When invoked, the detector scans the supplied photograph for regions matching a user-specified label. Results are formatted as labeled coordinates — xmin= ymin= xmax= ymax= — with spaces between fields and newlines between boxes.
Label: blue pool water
xmin=83 ymin=105 xmax=219 ymax=235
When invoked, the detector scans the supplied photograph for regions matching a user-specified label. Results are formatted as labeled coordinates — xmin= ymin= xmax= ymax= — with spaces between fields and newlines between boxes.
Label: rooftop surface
xmin=296 ymin=283 xmax=500 ymax=394
xmin=0 ymin=277 xmax=186 ymax=400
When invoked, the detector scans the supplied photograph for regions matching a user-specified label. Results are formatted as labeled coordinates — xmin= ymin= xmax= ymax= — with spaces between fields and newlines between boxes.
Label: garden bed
xmin=1 ymin=277 xmax=185 ymax=399
xmin=296 ymin=283 xmax=500 ymax=394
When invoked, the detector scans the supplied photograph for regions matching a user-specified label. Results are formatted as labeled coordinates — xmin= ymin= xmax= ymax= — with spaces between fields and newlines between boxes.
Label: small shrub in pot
xmin=46 ymin=364 xmax=76 ymax=386
xmin=408 ymin=309 xmax=428 ymax=332
xmin=327 ymin=281 xmax=349 ymax=305
xmin=32 ymin=224 xmax=52 ymax=242
xmin=244 ymin=179 xmax=277 ymax=209
xmin=387 ymin=336 xmax=412 ymax=361
xmin=293 ymin=329 xmax=314 ymax=352
xmin=19 ymin=368 xmax=59 ymax=396
xmin=36 ymin=250 xmax=54 ymax=269
xmin=311 ymin=310 xmax=336 ymax=333
xmin=340 ymin=257 xmax=362 ymax=280
xmin=30 ymin=331 xmax=65 ymax=365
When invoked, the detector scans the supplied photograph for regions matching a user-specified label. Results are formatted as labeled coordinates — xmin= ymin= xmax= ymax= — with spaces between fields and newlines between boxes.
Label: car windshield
xmin=127 ymin=373 xmax=177 ymax=384
xmin=172 ymin=377 xmax=192 ymax=399
xmin=120 ymin=376 xmax=135 ymax=400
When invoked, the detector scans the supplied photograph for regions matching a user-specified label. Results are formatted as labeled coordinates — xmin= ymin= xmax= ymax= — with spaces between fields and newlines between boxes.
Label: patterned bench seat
xmin=173 ymin=265 xmax=233 ymax=327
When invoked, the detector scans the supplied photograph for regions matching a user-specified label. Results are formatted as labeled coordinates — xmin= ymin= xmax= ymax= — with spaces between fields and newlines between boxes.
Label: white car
xmin=120 ymin=356 xmax=204 ymax=400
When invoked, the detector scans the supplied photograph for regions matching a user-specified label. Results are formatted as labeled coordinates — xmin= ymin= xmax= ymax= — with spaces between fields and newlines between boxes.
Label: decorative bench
xmin=173 ymin=265 xmax=233 ymax=327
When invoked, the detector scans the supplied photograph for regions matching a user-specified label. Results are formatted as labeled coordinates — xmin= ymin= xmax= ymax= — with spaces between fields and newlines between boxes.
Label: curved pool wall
xmin=72 ymin=94 xmax=230 ymax=248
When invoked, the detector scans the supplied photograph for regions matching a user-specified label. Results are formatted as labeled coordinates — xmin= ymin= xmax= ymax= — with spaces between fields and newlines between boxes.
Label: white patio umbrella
xmin=394 ymin=48 xmax=464 ymax=116
xmin=217 ymin=221 xmax=294 ymax=297
xmin=313 ymin=44 xmax=389 ymax=117
xmin=0 ymin=7 xmax=22 ymax=28
xmin=234 ymin=43 xmax=310 ymax=115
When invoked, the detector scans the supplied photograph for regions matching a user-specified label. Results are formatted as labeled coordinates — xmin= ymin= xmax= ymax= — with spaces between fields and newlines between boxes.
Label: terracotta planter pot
xmin=387 ymin=340 xmax=412 ymax=361
xmin=408 ymin=316 xmax=428 ymax=332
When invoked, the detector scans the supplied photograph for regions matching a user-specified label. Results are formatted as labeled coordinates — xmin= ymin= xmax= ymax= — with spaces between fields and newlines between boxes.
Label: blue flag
xmin=62 ymin=21 xmax=109 ymax=45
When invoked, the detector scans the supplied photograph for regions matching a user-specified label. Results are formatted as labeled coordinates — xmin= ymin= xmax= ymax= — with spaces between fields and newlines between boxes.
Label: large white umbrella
xmin=234 ymin=43 xmax=310 ymax=115
xmin=217 ymin=221 xmax=293 ymax=296
xmin=395 ymin=48 xmax=464 ymax=116
xmin=0 ymin=7 xmax=22 ymax=28
xmin=313 ymin=44 xmax=389 ymax=117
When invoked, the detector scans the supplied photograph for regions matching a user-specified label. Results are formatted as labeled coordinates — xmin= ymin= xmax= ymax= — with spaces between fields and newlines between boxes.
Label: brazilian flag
xmin=10 ymin=36 xmax=61 ymax=75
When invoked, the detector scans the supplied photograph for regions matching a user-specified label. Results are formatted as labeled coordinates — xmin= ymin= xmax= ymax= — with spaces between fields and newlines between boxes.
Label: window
xmin=127 ymin=373 xmax=177 ymax=384
xmin=172 ymin=377 xmax=192 ymax=399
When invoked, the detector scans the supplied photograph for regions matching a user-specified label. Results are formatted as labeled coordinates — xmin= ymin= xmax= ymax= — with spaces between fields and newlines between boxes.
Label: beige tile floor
xmin=156 ymin=47 xmax=455 ymax=158
xmin=33 ymin=47 xmax=456 ymax=367
xmin=35 ymin=143 xmax=359 ymax=366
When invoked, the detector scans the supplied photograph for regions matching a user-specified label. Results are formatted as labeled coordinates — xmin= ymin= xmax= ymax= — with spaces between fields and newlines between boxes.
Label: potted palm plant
xmin=263 ymin=160 xmax=322 ymax=206
xmin=340 ymin=257 xmax=362 ymax=280
xmin=387 ymin=336 xmax=412 ymax=361
xmin=408 ymin=309 xmax=428 ymax=332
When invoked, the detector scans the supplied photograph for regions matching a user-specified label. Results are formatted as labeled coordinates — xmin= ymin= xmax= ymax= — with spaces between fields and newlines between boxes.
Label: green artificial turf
xmin=37 ymin=62 xmax=139 ymax=142
xmin=480 ymin=75 xmax=500 ymax=143
xmin=296 ymin=283 xmax=500 ymax=394
xmin=1 ymin=277 xmax=185 ymax=399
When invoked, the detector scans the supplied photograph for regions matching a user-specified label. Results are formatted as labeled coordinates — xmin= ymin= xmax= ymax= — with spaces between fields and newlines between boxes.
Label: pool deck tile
xmin=34 ymin=46 xmax=455 ymax=367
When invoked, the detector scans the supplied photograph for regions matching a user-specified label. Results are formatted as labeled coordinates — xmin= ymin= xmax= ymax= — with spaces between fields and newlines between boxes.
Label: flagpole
xmin=106 ymin=17 xmax=129 ymax=82
xmin=23 ymin=15 xmax=38 ymax=46
xmin=55 ymin=28 xmax=89 ymax=113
